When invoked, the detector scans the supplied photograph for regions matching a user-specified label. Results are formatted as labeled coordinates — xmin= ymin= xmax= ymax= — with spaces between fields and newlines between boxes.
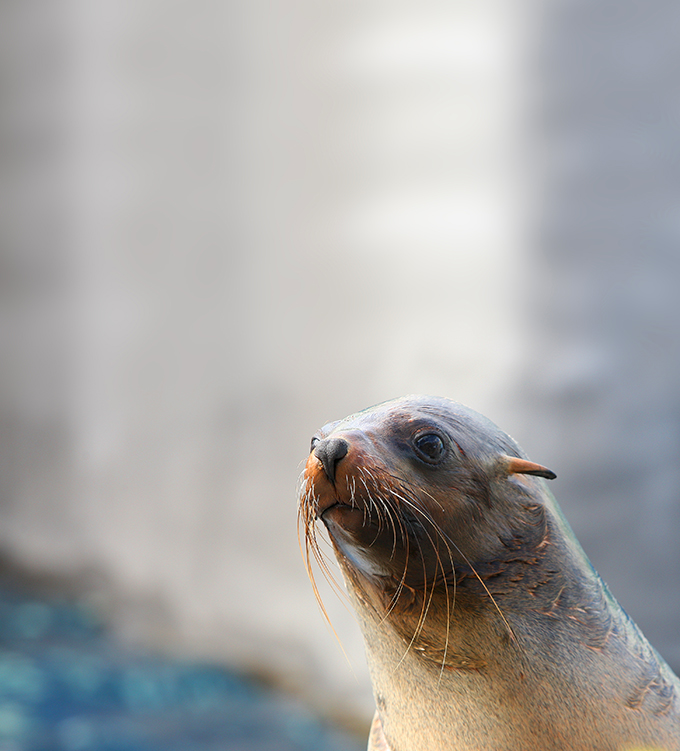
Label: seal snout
xmin=313 ymin=437 xmax=349 ymax=484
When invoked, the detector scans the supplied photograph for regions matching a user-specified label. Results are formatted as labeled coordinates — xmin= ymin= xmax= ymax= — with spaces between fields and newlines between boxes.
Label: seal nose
xmin=313 ymin=437 xmax=349 ymax=484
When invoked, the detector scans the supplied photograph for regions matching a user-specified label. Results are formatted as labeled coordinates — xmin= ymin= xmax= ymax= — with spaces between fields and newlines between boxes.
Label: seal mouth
xmin=317 ymin=500 xmax=341 ymax=520
xmin=298 ymin=427 xmax=468 ymax=593
xmin=319 ymin=501 xmax=370 ymax=540
xmin=318 ymin=500 xmax=365 ymax=521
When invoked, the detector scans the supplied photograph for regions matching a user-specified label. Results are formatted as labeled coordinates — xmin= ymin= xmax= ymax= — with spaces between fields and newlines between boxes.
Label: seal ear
xmin=504 ymin=456 xmax=556 ymax=480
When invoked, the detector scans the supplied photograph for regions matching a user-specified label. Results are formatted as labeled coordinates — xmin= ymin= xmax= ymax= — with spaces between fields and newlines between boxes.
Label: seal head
xmin=302 ymin=395 xmax=556 ymax=599
xmin=299 ymin=396 xmax=680 ymax=751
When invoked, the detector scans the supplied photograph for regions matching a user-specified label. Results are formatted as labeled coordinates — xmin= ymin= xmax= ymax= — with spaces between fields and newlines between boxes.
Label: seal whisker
xmin=440 ymin=529 xmax=518 ymax=646
xmin=389 ymin=484 xmax=517 ymax=646
xmin=387 ymin=485 xmax=458 ymax=679
xmin=358 ymin=473 xmax=384 ymax=532
xmin=371 ymin=482 xmax=454 ymax=620
xmin=297 ymin=477 xmax=352 ymax=629
xmin=367 ymin=486 xmax=405 ymax=562
xmin=393 ymin=525 xmax=441 ymax=672
xmin=384 ymin=487 xmax=519 ymax=670
xmin=436 ymin=535 xmax=456 ymax=683
xmin=351 ymin=466 xmax=418 ymax=627
xmin=384 ymin=476 xmax=463 ymax=659
xmin=384 ymin=471 xmax=446 ymax=514
xmin=380 ymin=544 xmax=411 ymax=623
xmin=359 ymin=467 xmax=385 ymax=530
xmin=363 ymin=485 xmax=454 ymax=665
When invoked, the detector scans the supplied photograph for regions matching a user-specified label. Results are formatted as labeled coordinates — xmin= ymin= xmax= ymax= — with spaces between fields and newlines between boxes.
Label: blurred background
xmin=1 ymin=0 xmax=680 ymax=747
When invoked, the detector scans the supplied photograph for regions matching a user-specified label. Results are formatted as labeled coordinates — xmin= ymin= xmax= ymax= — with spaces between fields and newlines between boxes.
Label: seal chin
xmin=322 ymin=510 xmax=390 ymax=578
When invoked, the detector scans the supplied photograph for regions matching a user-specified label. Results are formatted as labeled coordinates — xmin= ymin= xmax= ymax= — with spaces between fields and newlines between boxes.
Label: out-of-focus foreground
xmin=1 ymin=0 xmax=680 ymax=736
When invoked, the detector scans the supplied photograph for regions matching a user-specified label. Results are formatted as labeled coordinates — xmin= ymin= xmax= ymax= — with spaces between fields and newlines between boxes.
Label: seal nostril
xmin=313 ymin=437 xmax=349 ymax=484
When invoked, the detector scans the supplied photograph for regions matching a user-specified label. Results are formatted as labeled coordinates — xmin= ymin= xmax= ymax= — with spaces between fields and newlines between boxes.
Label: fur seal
xmin=298 ymin=396 xmax=680 ymax=751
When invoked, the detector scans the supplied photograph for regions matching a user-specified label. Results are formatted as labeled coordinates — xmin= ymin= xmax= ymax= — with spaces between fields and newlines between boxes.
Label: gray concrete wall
xmin=517 ymin=0 xmax=680 ymax=671
xmin=0 ymin=0 xmax=528 ymax=728
xmin=1 ymin=0 xmax=679 ymax=731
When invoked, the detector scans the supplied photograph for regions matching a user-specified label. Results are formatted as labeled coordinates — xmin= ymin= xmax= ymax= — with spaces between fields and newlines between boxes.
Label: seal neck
xmin=342 ymin=497 xmax=616 ymax=673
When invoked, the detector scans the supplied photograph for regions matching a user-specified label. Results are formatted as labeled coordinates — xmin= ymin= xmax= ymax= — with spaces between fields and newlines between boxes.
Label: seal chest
xmin=298 ymin=396 xmax=680 ymax=751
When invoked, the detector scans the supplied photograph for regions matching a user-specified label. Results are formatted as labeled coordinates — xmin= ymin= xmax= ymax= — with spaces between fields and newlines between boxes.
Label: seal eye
xmin=413 ymin=432 xmax=446 ymax=464
xmin=310 ymin=436 xmax=320 ymax=453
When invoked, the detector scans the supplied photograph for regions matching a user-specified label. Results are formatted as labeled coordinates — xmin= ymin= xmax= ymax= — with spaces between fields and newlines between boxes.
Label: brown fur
xmin=298 ymin=396 xmax=680 ymax=751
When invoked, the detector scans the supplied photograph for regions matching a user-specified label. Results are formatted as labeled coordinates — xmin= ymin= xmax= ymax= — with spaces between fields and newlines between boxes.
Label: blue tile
xmin=0 ymin=585 xmax=363 ymax=751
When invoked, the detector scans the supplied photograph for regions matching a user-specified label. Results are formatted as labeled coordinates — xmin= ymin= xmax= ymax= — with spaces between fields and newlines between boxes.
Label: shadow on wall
xmin=1 ymin=0 xmax=679 ymax=732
